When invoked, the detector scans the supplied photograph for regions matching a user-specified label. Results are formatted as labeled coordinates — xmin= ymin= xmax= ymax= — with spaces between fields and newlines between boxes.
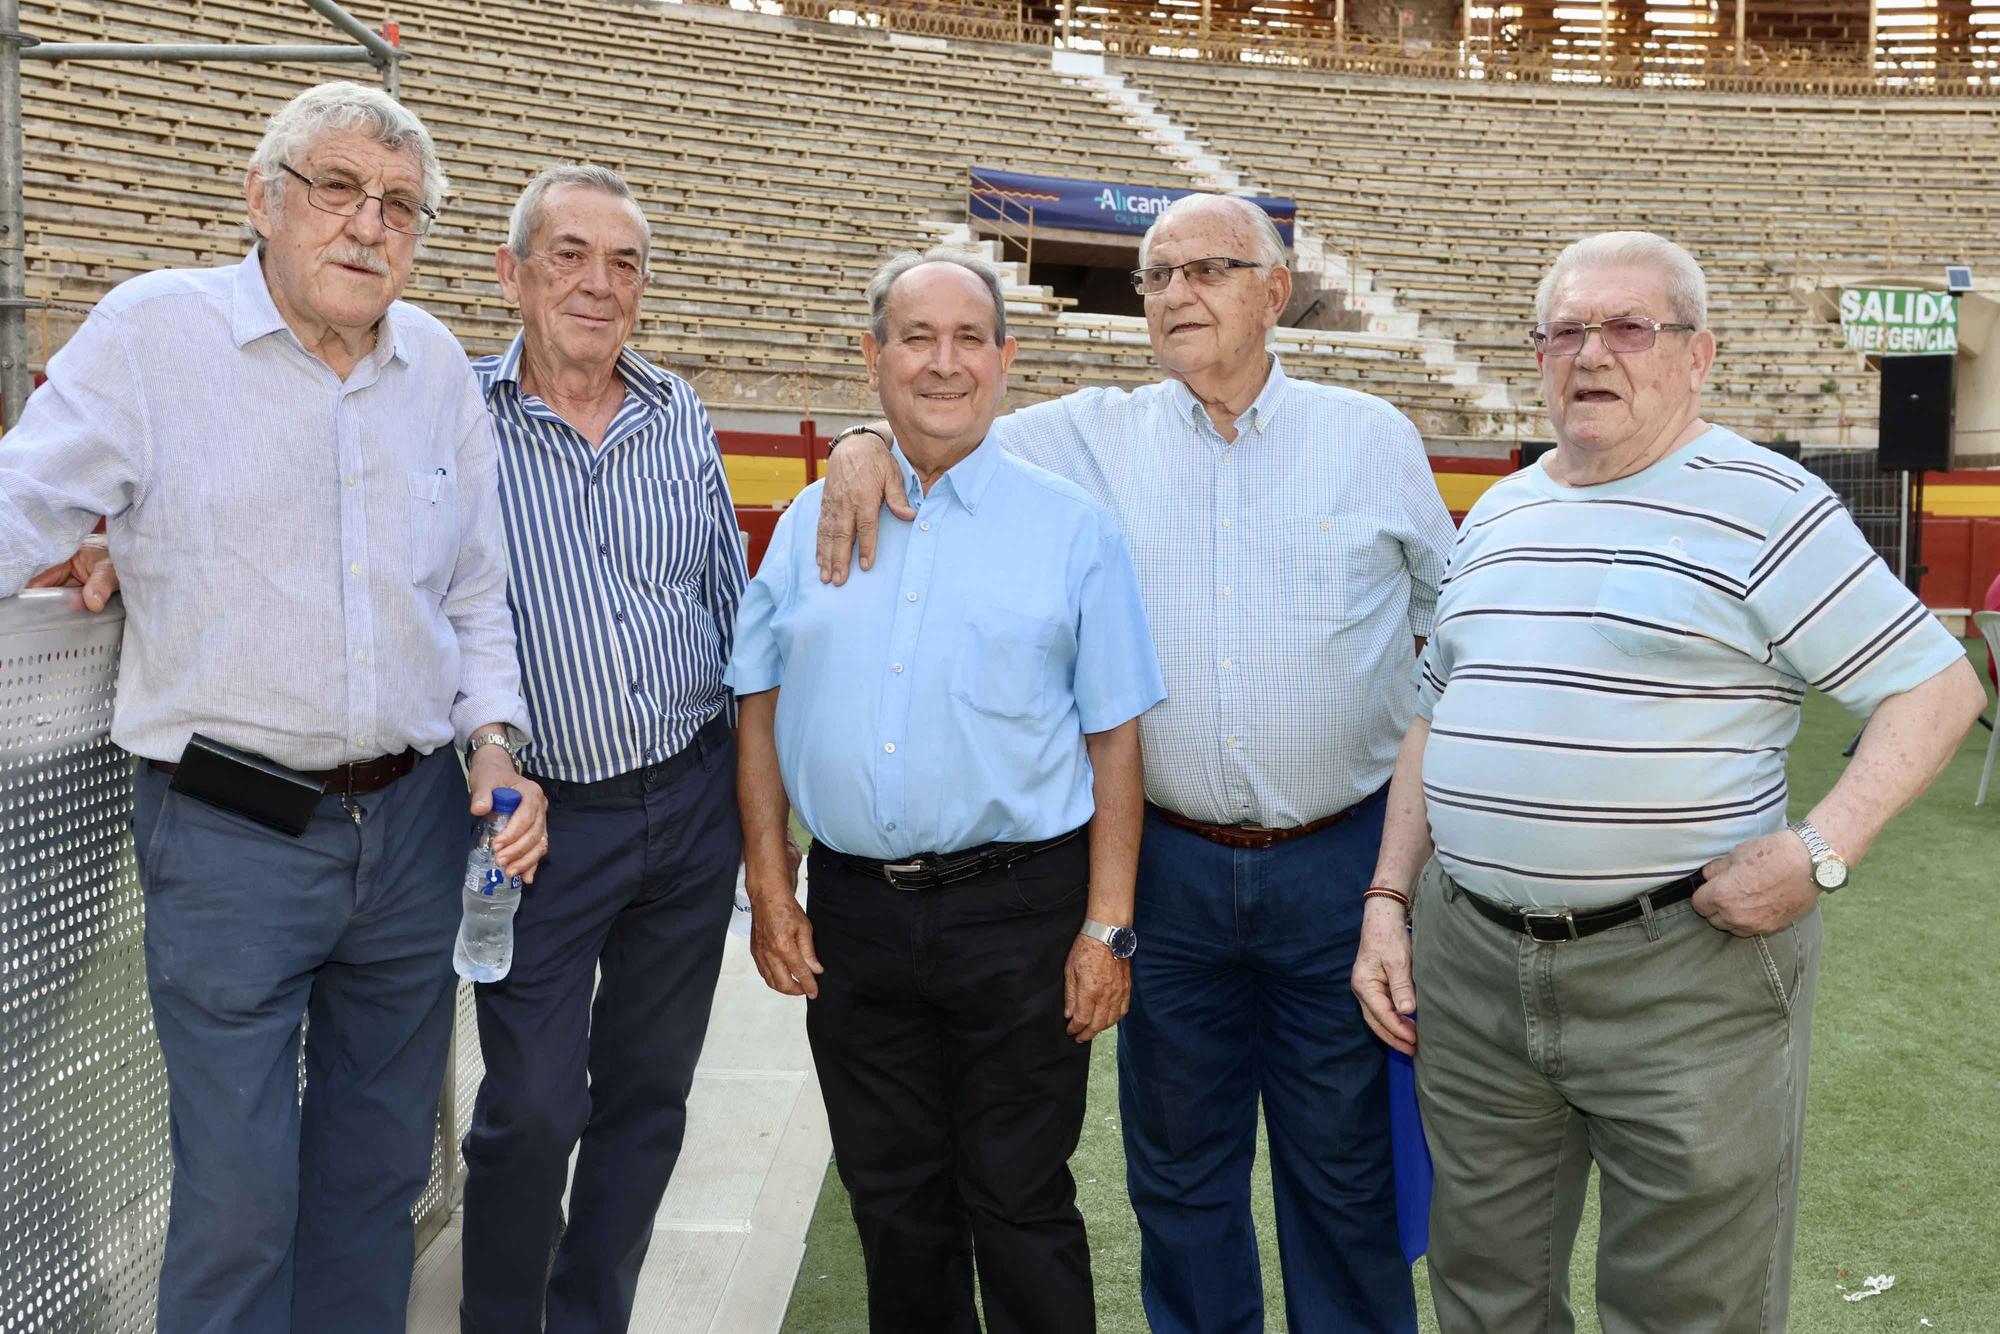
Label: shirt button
xmin=891 ymin=662 xmax=905 ymax=674
xmin=883 ymin=742 xmax=896 ymax=754
xmin=920 ymin=521 xmax=932 ymax=532
xmin=1225 ymin=737 xmax=1238 ymax=747
xmin=598 ymin=542 xmax=611 ymax=557
xmin=346 ymin=476 xmax=358 ymax=488
xmin=885 ymin=821 xmax=897 ymax=831
xmin=1320 ymin=520 xmax=1331 ymax=531
xmin=905 ymin=591 xmax=918 ymax=602
xmin=1222 ymin=658 xmax=1234 ymax=670
xmin=354 ymin=650 xmax=367 ymax=664
xmin=630 ymin=681 xmax=643 ymax=694
xmin=1222 ymin=450 xmax=1234 ymax=462
xmin=348 ymin=562 xmax=362 ymax=576
xmin=1220 ymin=586 xmax=1233 ymax=597
xmin=614 ymin=611 xmax=627 ymax=624
xmin=355 ymin=736 xmax=370 ymax=748
xmin=591 ymin=467 xmax=602 ymax=481
xmin=1221 ymin=518 xmax=1232 ymax=529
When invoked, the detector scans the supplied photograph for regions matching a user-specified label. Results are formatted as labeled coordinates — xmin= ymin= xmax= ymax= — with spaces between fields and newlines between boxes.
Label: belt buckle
xmin=1521 ymin=908 xmax=1578 ymax=943
xmin=880 ymin=859 xmax=931 ymax=891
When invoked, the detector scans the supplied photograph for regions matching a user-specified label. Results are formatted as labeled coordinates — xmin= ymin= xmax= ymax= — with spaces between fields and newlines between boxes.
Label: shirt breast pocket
xmin=633 ymin=478 xmax=703 ymax=586
xmin=1592 ymin=557 xmax=1698 ymax=657
xmin=950 ymin=607 xmax=1061 ymax=720
xmin=407 ymin=469 xmax=459 ymax=597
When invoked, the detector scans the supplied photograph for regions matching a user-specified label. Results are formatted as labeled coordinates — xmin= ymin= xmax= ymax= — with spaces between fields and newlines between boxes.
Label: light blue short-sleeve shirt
xmin=1417 ymin=425 xmax=1966 ymax=909
xmin=728 ymin=435 xmax=1164 ymax=859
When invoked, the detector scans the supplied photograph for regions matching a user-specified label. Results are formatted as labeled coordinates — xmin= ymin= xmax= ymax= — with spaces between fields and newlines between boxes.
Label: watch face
xmin=1108 ymin=927 xmax=1138 ymax=960
xmin=1814 ymin=859 xmax=1847 ymax=890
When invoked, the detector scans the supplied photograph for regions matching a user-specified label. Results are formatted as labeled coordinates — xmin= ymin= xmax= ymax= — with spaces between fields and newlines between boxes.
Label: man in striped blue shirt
xmin=819 ymin=196 xmax=1450 ymax=1332
xmin=457 ymin=166 xmax=748 ymax=1334
xmin=1353 ymin=232 xmax=1985 ymax=1332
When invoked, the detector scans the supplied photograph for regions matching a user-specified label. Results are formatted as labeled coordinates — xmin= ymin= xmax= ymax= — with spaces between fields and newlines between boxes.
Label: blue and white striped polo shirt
xmin=1417 ymin=424 xmax=1965 ymax=909
xmin=475 ymin=335 xmax=747 ymax=783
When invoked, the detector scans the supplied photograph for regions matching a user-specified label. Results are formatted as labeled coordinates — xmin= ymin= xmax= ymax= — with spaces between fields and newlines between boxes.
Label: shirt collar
xmin=890 ymin=431 xmax=1002 ymax=515
xmin=486 ymin=330 xmax=675 ymax=413
xmin=228 ymin=246 xmax=405 ymax=366
xmin=1165 ymin=351 xmax=1290 ymax=434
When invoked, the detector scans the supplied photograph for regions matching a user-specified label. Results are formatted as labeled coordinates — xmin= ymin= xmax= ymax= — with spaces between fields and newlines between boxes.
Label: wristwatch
xmin=466 ymin=727 xmax=526 ymax=770
xmin=828 ymin=425 xmax=890 ymax=452
xmin=1788 ymin=819 xmax=1848 ymax=891
xmin=1080 ymin=918 xmax=1138 ymax=960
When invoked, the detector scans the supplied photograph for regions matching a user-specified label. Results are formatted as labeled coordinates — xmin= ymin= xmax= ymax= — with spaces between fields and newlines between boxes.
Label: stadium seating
xmin=1108 ymin=58 xmax=2000 ymax=445
xmin=18 ymin=0 xmax=2000 ymax=447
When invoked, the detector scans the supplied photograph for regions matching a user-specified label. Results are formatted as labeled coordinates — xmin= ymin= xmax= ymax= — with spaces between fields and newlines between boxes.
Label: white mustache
xmin=324 ymin=245 xmax=388 ymax=276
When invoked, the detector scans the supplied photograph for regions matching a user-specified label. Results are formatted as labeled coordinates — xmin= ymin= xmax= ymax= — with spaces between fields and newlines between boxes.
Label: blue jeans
xmin=1118 ymin=793 xmax=1416 ymax=1334
xmin=131 ymin=747 xmax=464 ymax=1334
xmin=459 ymin=718 xmax=740 ymax=1334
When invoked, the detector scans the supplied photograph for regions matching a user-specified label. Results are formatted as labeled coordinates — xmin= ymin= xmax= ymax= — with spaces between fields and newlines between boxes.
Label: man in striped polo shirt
xmin=456 ymin=166 xmax=748 ymax=1334
xmin=1352 ymin=231 xmax=1985 ymax=1332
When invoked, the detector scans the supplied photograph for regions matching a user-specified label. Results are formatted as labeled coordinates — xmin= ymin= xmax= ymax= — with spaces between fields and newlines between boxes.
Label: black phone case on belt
xmin=167 ymin=733 xmax=324 ymax=836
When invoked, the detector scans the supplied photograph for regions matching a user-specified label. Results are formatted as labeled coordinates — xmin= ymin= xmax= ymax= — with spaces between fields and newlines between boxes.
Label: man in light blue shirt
xmin=819 ymin=196 xmax=1447 ymax=1331
xmin=0 ymin=85 xmax=545 ymax=1332
xmin=731 ymin=249 xmax=1163 ymax=1334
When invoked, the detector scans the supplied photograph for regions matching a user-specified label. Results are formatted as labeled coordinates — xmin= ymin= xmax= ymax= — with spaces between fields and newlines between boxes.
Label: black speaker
xmin=1878 ymin=355 xmax=1954 ymax=471
xmin=1518 ymin=440 xmax=1556 ymax=469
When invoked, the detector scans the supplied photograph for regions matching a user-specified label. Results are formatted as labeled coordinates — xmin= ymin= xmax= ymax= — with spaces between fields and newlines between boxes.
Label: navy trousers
xmin=459 ymin=717 xmax=739 ymax=1334
xmin=1118 ymin=791 xmax=1417 ymax=1334
xmin=131 ymin=746 xmax=464 ymax=1334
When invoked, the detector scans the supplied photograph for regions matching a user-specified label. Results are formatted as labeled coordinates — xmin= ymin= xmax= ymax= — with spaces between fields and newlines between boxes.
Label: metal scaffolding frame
xmin=0 ymin=0 xmax=404 ymax=430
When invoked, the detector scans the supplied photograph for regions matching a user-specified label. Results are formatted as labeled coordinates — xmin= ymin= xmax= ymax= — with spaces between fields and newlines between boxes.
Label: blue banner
xmin=969 ymin=167 xmax=1295 ymax=245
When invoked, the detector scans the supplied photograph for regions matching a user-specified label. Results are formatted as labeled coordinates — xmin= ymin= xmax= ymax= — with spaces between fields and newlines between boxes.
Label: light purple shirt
xmin=0 ymin=251 xmax=527 ymax=768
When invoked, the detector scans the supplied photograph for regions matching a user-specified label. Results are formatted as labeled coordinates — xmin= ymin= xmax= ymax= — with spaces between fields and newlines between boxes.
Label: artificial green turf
xmin=782 ymin=647 xmax=2000 ymax=1332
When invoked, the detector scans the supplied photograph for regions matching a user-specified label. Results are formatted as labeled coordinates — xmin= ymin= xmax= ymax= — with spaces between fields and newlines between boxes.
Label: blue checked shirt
xmin=728 ymin=437 xmax=1165 ymax=859
xmin=475 ymin=334 xmax=747 ymax=783
xmin=0 ymin=251 xmax=527 ymax=769
xmin=992 ymin=356 xmax=1456 ymax=827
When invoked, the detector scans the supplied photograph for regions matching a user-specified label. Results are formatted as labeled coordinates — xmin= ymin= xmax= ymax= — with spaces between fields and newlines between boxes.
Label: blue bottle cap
xmin=490 ymin=787 xmax=522 ymax=814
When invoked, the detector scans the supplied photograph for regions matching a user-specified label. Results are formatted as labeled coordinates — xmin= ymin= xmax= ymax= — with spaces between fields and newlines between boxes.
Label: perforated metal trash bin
xmin=0 ymin=592 xmax=479 ymax=1331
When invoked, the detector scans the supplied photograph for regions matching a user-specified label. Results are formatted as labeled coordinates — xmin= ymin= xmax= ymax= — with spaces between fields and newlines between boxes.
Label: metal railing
xmin=0 ymin=592 xmax=477 ymax=1330
xmin=966 ymin=170 xmax=1036 ymax=276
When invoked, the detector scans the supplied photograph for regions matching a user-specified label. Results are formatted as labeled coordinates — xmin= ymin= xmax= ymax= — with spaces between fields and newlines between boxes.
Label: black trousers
xmin=805 ymin=832 xmax=1097 ymax=1334
xmin=459 ymin=718 xmax=740 ymax=1334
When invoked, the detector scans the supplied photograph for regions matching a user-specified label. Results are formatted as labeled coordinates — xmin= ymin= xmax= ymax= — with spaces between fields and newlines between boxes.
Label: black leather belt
xmin=1460 ymin=870 xmax=1704 ymax=943
xmin=821 ymin=828 xmax=1082 ymax=891
xmin=149 ymin=748 xmax=416 ymax=797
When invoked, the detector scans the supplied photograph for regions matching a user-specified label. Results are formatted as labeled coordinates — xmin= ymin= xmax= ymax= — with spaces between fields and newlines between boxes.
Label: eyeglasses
xmin=1130 ymin=256 xmax=1266 ymax=295
xmin=278 ymin=162 xmax=436 ymax=236
xmin=1529 ymin=316 xmax=1696 ymax=357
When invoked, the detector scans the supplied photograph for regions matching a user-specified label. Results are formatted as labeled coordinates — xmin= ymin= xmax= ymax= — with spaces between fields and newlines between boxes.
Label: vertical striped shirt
xmin=1417 ymin=424 xmax=1965 ymax=910
xmin=475 ymin=334 xmax=747 ymax=783
xmin=992 ymin=356 xmax=1455 ymax=827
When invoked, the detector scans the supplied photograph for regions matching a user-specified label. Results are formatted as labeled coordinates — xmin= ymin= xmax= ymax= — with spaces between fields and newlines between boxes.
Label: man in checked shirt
xmin=817 ymin=194 xmax=1451 ymax=1332
xmin=455 ymin=166 xmax=749 ymax=1334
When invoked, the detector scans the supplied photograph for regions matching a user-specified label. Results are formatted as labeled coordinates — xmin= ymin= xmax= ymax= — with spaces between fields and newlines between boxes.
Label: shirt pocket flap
xmin=1592 ymin=554 xmax=1698 ymax=657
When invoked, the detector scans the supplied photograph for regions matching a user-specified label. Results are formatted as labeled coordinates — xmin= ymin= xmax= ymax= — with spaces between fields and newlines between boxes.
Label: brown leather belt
xmin=149 ymin=749 xmax=417 ymax=797
xmin=1146 ymin=798 xmax=1367 ymax=851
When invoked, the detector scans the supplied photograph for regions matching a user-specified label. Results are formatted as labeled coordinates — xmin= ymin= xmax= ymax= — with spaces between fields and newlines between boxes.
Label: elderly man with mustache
xmin=0 ymin=82 xmax=543 ymax=1332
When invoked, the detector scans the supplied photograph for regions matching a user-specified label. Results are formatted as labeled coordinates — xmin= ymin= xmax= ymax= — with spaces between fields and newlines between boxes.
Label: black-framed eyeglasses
xmin=278 ymin=162 xmax=436 ymax=236
xmin=1530 ymin=316 xmax=1696 ymax=357
xmin=1130 ymin=255 xmax=1265 ymax=295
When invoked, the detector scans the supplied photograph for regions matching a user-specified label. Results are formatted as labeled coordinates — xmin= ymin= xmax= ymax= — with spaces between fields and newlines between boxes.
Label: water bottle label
xmin=480 ymin=866 xmax=504 ymax=895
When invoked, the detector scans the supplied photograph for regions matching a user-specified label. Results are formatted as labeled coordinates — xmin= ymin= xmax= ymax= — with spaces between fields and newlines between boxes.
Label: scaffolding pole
xmin=0 ymin=0 xmax=25 ymax=430
xmin=0 ymin=0 xmax=400 ymax=428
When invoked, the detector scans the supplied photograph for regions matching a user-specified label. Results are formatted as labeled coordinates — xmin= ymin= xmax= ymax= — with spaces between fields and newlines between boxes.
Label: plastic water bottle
xmin=729 ymin=866 xmax=754 ymax=939
xmin=453 ymin=787 xmax=523 ymax=983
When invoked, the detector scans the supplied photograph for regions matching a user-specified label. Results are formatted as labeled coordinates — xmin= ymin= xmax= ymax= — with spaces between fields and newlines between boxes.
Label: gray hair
xmin=1534 ymin=230 xmax=1708 ymax=328
xmin=248 ymin=81 xmax=446 ymax=233
xmin=507 ymin=164 xmax=651 ymax=272
xmin=1138 ymin=193 xmax=1288 ymax=268
xmin=866 ymin=248 xmax=1008 ymax=344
